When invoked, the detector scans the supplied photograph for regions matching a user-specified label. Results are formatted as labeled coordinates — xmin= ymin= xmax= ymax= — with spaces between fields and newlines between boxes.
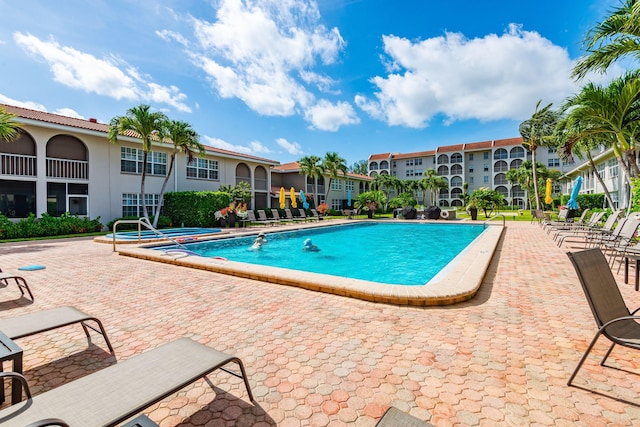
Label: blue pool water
xmin=106 ymin=227 xmax=221 ymax=240
xmin=157 ymin=222 xmax=486 ymax=285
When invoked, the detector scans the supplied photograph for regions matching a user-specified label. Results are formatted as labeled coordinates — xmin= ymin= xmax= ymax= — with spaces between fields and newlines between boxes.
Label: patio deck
xmin=1 ymin=221 xmax=640 ymax=426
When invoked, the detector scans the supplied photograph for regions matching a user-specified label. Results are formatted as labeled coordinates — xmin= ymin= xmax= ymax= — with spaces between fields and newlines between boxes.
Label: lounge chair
xmin=309 ymin=209 xmax=321 ymax=222
xmin=556 ymin=210 xmax=620 ymax=248
xmin=375 ymin=407 xmax=434 ymax=426
xmin=0 ymin=306 xmax=114 ymax=353
xmin=284 ymin=208 xmax=305 ymax=223
xmin=256 ymin=210 xmax=277 ymax=226
xmin=0 ymin=271 xmax=34 ymax=300
xmin=271 ymin=209 xmax=292 ymax=224
xmin=566 ymin=248 xmax=640 ymax=387
xmin=0 ymin=338 xmax=254 ymax=426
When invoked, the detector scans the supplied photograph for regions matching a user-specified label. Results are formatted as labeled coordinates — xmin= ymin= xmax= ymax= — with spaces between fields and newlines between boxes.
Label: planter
xmin=227 ymin=213 xmax=237 ymax=228
xmin=367 ymin=210 xmax=374 ymax=219
xmin=219 ymin=218 xmax=227 ymax=227
xmin=469 ymin=207 xmax=478 ymax=221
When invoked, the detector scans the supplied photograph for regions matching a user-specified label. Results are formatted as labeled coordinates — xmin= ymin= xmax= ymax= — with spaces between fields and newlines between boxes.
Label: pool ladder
xmin=484 ymin=213 xmax=506 ymax=226
xmin=111 ymin=218 xmax=189 ymax=252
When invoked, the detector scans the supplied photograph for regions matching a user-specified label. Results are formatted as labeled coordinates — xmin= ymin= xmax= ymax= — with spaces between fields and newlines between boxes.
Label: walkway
xmin=1 ymin=221 xmax=640 ymax=426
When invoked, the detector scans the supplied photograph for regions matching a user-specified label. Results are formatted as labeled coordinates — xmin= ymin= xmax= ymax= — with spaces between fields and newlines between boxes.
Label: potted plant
xmin=214 ymin=207 xmax=229 ymax=227
xmin=317 ymin=202 xmax=330 ymax=217
xmin=235 ymin=202 xmax=249 ymax=227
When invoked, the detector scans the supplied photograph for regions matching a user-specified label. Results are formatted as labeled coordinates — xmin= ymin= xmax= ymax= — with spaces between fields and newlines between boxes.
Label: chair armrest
xmin=25 ymin=419 xmax=70 ymax=427
xmin=0 ymin=371 xmax=32 ymax=398
xmin=600 ymin=315 xmax=640 ymax=331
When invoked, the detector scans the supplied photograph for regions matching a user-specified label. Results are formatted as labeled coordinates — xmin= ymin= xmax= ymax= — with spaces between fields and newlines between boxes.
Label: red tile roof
xmin=494 ymin=137 xmax=523 ymax=147
xmin=463 ymin=140 xmax=493 ymax=150
xmin=368 ymin=153 xmax=391 ymax=161
xmin=2 ymin=103 xmax=279 ymax=164
xmin=393 ymin=150 xmax=435 ymax=159
xmin=273 ymin=161 xmax=370 ymax=180
xmin=436 ymin=144 xmax=464 ymax=153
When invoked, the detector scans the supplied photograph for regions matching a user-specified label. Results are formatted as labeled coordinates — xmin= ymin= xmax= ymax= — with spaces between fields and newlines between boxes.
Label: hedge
xmin=163 ymin=191 xmax=231 ymax=227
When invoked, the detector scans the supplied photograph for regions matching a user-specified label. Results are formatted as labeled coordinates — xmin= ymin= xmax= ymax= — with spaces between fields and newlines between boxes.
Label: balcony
xmin=47 ymin=157 xmax=88 ymax=180
xmin=1 ymin=153 xmax=36 ymax=177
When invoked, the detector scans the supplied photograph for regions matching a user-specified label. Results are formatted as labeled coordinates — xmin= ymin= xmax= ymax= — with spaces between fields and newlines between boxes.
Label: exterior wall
xmin=0 ymin=119 xmax=278 ymax=225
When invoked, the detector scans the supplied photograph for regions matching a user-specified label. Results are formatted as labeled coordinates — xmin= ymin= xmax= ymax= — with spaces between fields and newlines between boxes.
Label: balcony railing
xmin=47 ymin=157 xmax=88 ymax=180
xmin=1 ymin=153 xmax=36 ymax=177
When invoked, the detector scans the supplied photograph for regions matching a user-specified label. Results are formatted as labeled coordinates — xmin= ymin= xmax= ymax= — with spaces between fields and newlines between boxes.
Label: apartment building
xmin=368 ymin=137 xmax=577 ymax=208
xmin=0 ymin=104 xmax=280 ymax=224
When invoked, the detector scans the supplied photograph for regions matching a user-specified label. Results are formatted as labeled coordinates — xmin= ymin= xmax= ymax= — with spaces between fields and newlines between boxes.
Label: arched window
xmin=380 ymin=160 xmax=389 ymax=169
xmin=495 ymin=186 xmax=508 ymax=198
xmin=437 ymin=154 xmax=449 ymax=164
xmin=451 ymin=188 xmax=463 ymax=199
xmin=254 ymin=165 xmax=267 ymax=190
xmin=437 ymin=165 xmax=449 ymax=176
xmin=494 ymin=161 xmax=508 ymax=172
xmin=47 ymin=135 xmax=88 ymax=179
xmin=235 ymin=163 xmax=251 ymax=185
xmin=450 ymin=176 xmax=463 ymax=187
xmin=511 ymin=185 xmax=525 ymax=198
xmin=439 ymin=200 xmax=450 ymax=207
xmin=510 ymin=159 xmax=523 ymax=169
xmin=369 ymin=171 xmax=377 ymax=177
xmin=439 ymin=189 xmax=449 ymax=198
xmin=369 ymin=161 xmax=379 ymax=170
xmin=510 ymin=146 xmax=525 ymax=158
xmin=450 ymin=153 xmax=463 ymax=163
xmin=493 ymin=148 xmax=508 ymax=160
xmin=451 ymin=164 xmax=463 ymax=175
xmin=494 ymin=173 xmax=507 ymax=185
xmin=451 ymin=199 xmax=463 ymax=207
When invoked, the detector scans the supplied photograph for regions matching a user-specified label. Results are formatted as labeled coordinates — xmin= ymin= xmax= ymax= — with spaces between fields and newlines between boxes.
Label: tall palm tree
xmin=153 ymin=119 xmax=204 ymax=227
xmin=321 ymin=152 xmax=348 ymax=204
xmin=557 ymin=71 xmax=640 ymax=196
xmin=108 ymin=104 xmax=168 ymax=222
xmin=573 ymin=0 xmax=640 ymax=80
xmin=555 ymin=115 xmax=616 ymax=208
xmin=0 ymin=107 xmax=23 ymax=142
xmin=519 ymin=100 xmax=559 ymax=210
xmin=420 ymin=169 xmax=448 ymax=206
xmin=298 ymin=155 xmax=323 ymax=207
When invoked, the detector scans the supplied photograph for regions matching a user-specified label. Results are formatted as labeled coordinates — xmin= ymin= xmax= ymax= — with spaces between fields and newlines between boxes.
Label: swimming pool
xmin=117 ymin=220 xmax=504 ymax=306
xmin=157 ymin=223 xmax=484 ymax=285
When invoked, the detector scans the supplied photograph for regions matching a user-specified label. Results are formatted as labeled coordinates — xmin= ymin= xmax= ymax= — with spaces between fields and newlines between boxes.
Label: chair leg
xmin=568 ymin=331 xmax=604 ymax=386
xmin=600 ymin=342 xmax=616 ymax=366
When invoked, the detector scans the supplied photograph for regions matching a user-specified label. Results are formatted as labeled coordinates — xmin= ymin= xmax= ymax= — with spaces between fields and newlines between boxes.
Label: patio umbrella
xmin=347 ymin=188 xmax=352 ymax=207
xmin=290 ymin=187 xmax=297 ymax=208
xmin=567 ymin=176 xmax=582 ymax=209
xmin=300 ymin=190 xmax=309 ymax=209
xmin=279 ymin=187 xmax=286 ymax=209
xmin=544 ymin=178 xmax=553 ymax=205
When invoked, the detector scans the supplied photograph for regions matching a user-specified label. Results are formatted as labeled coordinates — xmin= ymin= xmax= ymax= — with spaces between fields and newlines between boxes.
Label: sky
xmin=0 ymin=0 xmax=629 ymax=167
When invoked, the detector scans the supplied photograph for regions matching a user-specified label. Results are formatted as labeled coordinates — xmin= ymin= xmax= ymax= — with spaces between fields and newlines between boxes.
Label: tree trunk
xmin=587 ymin=152 xmax=615 ymax=209
xmin=531 ymin=148 xmax=540 ymax=210
xmin=153 ymin=154 xmax=176 ymax=228
xmin=141 ymin=150 xmax=150 ymax=221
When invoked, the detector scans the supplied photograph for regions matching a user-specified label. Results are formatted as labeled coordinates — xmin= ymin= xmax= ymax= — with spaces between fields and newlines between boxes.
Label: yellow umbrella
xmin=279 ymin=187 xmax=286 ymax=209
xmin=290 ymin=187 xmax=297 ymax=208
xmin=545 ymin=178 xmax=553 ymax=205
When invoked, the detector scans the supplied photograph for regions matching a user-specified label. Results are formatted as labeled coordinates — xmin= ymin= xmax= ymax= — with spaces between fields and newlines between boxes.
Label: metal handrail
xmin=485 ymin=213 xmax=506 ymax=226
xmin=111 ymin=218 xmax=188 ymax=251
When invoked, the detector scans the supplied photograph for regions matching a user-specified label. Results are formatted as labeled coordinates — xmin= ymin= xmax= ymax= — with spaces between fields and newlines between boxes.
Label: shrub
xmin=164 ymin=191 xmax=231 ymax=227
xmin=0 ymin=212 xmax=103 ymax=240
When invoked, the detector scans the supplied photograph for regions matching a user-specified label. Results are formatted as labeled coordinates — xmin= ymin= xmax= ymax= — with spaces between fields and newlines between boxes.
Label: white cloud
xmin=155 ymin=29 xmax=189 ymax=47
xmin=276 ymin=137 xmax=303 ymax=155
xmin=304 ymin=99 xmax=359 ymax=131
xmin=188 ymin=0 xmax=355 ymax=129
xmin=0 ymin=94 xmax=85 ymax=118
xmin=13 ymin=32 xmax=192 ymax=113
xmin=356 ymin=24 xmax=579 ymax=128
xmin=203 ymin=135 xmax=271 ymax=155
xmin=299 ymin=70 xmax=340 ymax=94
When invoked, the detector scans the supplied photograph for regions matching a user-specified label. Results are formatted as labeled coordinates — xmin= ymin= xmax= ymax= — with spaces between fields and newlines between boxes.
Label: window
xmin=451 ymin=164 xmax=463 ymax=175
xmin=406 ymin=169 xmax=414 ymax=177
xmin=346 ymin=180 xmax=354 ymax=191
xmin=469 ymin=166 xmax=474 ymax=173
xmin=331 ymin=200 xmax=342 ymax=211
xmin=369 ymin=162 xmax=378 ymax=170
xmin=47 ymin=182 xmax=88 ymax=216
xmin=469 ymin=177 xmax=474 ymax=184
xmin=0 ymin=180 xmax=35 ymax=218
xmin=493 ymin=149 xmax=507 ymax=160
xmin=451 ymin=176 xmax=463 ymax=187
xmin=186 ymin=158 xmax=219 ymax=180
xmin=415 ymin=169 xmax=423 ymax=176
xmin=122 ymin=193 xmax=160 ymax=217
xmin=484 ymin=152 xmax=489 ymax=160
xmin=548 ymin=158 xmax=560 ymax=167
xmin=468 ymin=153 xmax=474 ymax=161
xmin=510 ymin=147 xmax=525 ymax=158
xmin=608 ymin=159 xmax=619 ymax=178
xmin=483 ymin=176 xmax=489 ymax=184
xmin=120 ymin=147 xmax=167 ymax=176
xmin=331 ymin=179 xmax=342 ymax=191
xmin=483 ymin=164 xmax=489 ymax=172
xmin=415 ymin=159 xmax=423 ymax=166
xmin=597 ymin=163 xmax=606 ymax=179
xmin=405 ymin=159 xmax=414 ymax=167
xmin=451 ymin=153 xmax=463 ymax=163
xmin=437 ymin=154 xmax=449 ymax=164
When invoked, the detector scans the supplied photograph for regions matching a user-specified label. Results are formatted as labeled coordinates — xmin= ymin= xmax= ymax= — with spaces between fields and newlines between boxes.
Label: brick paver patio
xmin=2 ymin=221 xmax=640 ymax=426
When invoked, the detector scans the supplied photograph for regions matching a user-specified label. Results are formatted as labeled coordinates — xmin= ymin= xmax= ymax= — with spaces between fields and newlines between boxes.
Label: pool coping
xmin=115 ymin=220 xmax=504 ymax=306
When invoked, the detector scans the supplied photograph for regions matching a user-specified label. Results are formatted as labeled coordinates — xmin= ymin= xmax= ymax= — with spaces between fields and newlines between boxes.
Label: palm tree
xmin=573 ymin=0 xmax=640 ymax=80
xmin=519 ymin=100 xmax=559 ymax=210
xmin=555 ymin=115 xmax=616 ymax=208
xmin=108 ymin=104 xmax=168 ymax=222
xmin=420 ymin=169 xmax=448 ymax=206
xmin=557 ymin=71 xmax=640 ymax=197
xmin=298 ymin=155 xmax=323 ymax=207
xmin=0 ymin=107 xmax=23 ymax=142
xmin=153 ymin=119 xmax=204 ymax=227
xmin=321 ymin=152 xmax=348 ymax=204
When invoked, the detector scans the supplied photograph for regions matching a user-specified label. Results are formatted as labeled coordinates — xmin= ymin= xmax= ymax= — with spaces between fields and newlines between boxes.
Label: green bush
xmin=0 ymin=212 xmax=103 ymax=240
xmin=560 ymin=193 xmax=605 ymax=210
xmin=164 ymin=191 xmax=231 ymax=227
